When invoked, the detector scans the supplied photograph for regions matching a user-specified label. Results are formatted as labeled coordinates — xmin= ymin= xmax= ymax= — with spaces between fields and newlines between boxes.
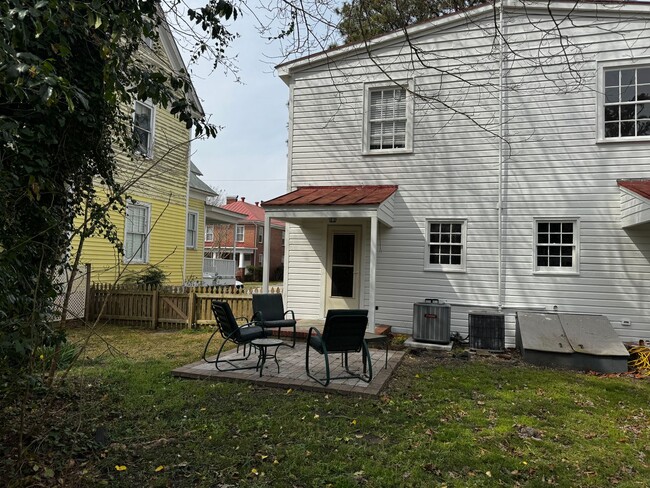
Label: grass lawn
xmin=3 ymin=325 xmax=649 ymax=487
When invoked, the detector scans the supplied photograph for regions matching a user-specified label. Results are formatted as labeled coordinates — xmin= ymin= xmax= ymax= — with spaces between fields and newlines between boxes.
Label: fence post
xmin=152 ymin=288 xmax=159 ymax=329
xmin=187 ymin=288 xmax=195 ymax=329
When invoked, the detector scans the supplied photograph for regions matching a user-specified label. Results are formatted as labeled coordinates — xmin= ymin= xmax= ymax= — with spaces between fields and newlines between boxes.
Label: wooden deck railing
xmin=88 ymin=284 xmax=282 ymax=328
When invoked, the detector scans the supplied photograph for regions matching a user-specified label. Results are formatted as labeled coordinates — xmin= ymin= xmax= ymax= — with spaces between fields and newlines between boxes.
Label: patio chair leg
xmin=305 ymin=343 xmax=331 ymax=387
xmin=214 ymin=339 xmax=259 ymax=372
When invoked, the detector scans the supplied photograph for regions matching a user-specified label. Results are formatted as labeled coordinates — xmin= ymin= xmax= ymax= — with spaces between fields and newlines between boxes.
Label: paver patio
xmin=172 ymin=340 xmax=405 ymax=397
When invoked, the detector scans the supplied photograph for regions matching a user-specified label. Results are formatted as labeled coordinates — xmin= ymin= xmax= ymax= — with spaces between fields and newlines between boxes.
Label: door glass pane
xmin=332 ymin=234 xmax=355 ymax=266
xmin=331 ymin=267 xmax=354 ymax=297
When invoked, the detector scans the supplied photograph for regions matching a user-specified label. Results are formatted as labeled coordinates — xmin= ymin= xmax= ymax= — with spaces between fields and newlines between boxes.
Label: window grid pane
xmin=369 ymin=88 xmax=407 ymax=150
xmin=428 ymin=221 xmax=463 ymax=267
xmin=186 ymin=212 xmax=198 ymax=248
xmin=536 ymin=221 xmax=575 ymax=270
xmin=125 ymin=204 xmax=148 ymax=261
xmin=604 ymin=67 xmax=650 ymax=138
xmin=134 ymin=102 xmax=153 ymax=155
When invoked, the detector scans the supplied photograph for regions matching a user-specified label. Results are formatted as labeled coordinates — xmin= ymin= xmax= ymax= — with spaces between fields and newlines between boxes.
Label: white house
xmin=260 ymin=0 xmax=650 ymax=346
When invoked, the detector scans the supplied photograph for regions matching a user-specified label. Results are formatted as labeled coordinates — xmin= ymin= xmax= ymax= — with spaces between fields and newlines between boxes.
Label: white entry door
xmin=325 ymin=226 xmax=361 ymax=310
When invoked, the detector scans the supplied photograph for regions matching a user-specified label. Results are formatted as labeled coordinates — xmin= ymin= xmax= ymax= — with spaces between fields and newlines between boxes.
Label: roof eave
xmin=276 ymin=0 xmax=650 ymax=81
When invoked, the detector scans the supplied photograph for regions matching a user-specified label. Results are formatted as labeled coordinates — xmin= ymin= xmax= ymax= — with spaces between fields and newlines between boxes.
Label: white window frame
xmin=124 ymin=202 xmax=151 ymax=264
xmin=235 ymin=225 xmax=245 ymax=243
xmin=533 ymin=218 xmax=580 ymax=275
xmin=133 ymin=100 xmax=155 ymax=158
xmin=258 ymin=226 xmax=263 ymax=244
xmin=424 ymin=219 xmax=467 ymax=272
xmin=259 ymin=252 xmax=264 ymax=265
xmin=281 ymin=230 xmax=285 ymax=245
xmin=362 ymin=79 xmax=415 ymax=155
xmin=596 ymin=58 xmax=650 ymax=143
xmin=205 ymin=224 xmax=214 ymax=242
xmin=186 ymin=211 xmax=199 ymax=249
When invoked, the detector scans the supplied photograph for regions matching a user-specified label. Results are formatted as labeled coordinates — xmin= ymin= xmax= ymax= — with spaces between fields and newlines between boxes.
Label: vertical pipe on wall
xmin=497 ymin=0 xmax=505 ymax=311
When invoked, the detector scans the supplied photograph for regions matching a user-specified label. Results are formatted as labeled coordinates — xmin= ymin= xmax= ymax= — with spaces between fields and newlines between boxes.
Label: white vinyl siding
xmin=236 ymin=225 xmax=244 ymax=242
xmin=134 ymin=100 xmax=154 ymax=157
xmin=284 ymin=7 xmax=650 ymax=345
xmin=186 ymin=211 xmax=198 ymax=249
xmin=125 ymin=203 xmax=150 ymax=263
xmin=534 ymin=220 xmax=579 ymax=274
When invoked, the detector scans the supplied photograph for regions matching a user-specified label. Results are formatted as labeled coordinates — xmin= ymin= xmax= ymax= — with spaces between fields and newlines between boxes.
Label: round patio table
xmin=251 ymin=338 xmax=284 ymax=377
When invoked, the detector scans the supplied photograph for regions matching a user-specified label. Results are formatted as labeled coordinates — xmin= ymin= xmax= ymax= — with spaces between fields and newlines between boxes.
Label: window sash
xmin=125 ymin=204 xmax=149 ymax=262
xmin=535 ymin=220 xmax=577 ymax=272
xmin=235 ymin=225 xmax=244 ymax=242
xmin=425 ymin=220 xmax=465 ymax=270
xmin=186 ymin=212 xmax=198 ymax=248
xmin=134 ymin=101 xmax=153 ymax=156
xmin=205 ymin=225 xmax=214 ymax=241
xmin=368 ymin=88 xmax=408 ymax=150
xmin=603 ymin=67 xmax=650 ymax=138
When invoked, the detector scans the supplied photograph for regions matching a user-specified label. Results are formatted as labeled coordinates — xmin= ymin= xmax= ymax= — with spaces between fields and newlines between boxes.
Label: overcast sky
xmin=184 ymin=11 xmax=293 ymax=205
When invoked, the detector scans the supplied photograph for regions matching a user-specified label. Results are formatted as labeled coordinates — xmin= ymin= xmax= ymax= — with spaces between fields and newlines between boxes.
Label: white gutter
xmin=497 ymin=0 xmax=505 ymax=311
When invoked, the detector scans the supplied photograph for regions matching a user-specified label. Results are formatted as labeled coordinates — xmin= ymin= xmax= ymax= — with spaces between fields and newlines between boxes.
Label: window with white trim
xmin=603 ymin=66 xmax=650 ymax=139
xmin=133 ymin=100 xmax=154 ymax=157
xmin=424 ymin=220 xmax=466 ymax=272
xmin=205 ymin=225 xmax=214 ymax=242
xmin=363 ymin=81 xmax=414 ymax=154
xmin=125 ymin=203 xmax=150 ymax=263
xmin=258 ymin=226 xmax=263 ymax=244
xmin=235 ymin=225 xmax=244 ymax=242
xmin=186 ymin=211 xmax=198 ymax=249
xmin=534 ymin=220 xmax=579 ymax=273
xmin=259 ymin=253 xmax=263 ymax=265
xmin=281 ymin=231 xmax=285 ymax=245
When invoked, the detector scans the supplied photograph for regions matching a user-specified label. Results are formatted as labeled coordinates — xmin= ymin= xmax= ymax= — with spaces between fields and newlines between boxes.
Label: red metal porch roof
xmin=618 ymin=179 xmax=650 ymax=200
xmin=263 ymin=185 xmax=398 ymax=207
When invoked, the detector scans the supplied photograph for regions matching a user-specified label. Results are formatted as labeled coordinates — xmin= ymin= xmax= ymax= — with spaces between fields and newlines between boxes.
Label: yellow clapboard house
xmin=79 ymin=21 xmax=242 ymax=285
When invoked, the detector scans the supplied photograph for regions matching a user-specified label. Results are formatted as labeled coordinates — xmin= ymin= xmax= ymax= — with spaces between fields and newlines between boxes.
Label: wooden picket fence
xmin=88 ymin=283 xmax=282 ymax=329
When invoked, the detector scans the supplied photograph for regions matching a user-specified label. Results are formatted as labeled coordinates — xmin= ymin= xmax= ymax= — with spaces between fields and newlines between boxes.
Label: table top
xmin=252 ymin=338 xmax=284 ymax=347
xmin=364 ymin=332 xmax=389 ymax=343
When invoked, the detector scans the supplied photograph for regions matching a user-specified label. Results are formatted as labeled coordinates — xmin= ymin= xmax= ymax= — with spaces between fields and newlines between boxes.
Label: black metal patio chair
xmin=251 ymin=293 xmax=297 ymax=348
xmin=203 ymin=300 xmax=267 ymax=371
xmin=305 ymin=311 xmax=372 ymax=387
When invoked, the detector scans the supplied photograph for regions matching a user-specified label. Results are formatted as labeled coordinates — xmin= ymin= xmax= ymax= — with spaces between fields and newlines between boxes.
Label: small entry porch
xmin=259 ymin=185 xmax=398 ymax=330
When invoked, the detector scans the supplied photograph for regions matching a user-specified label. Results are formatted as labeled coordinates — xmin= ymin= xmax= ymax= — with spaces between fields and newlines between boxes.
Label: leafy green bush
xmin=125 ymin=266 xmax=167 ymax=287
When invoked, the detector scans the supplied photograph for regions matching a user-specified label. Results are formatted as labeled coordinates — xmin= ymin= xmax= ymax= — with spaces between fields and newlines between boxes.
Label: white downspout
xmin=368 ymin=216 xmax=378 ymax=332
xmin=497 ymin=0 xmax=505 ymax=311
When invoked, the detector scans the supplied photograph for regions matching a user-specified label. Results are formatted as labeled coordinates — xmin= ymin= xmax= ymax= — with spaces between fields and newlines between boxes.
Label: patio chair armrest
xmin=307 ymin=327 xmax=322 ymax=340
xmin=251 ymin=310 xmax=264 ymax=324
xmin=284 ymin=309 xmax=296 ymax=320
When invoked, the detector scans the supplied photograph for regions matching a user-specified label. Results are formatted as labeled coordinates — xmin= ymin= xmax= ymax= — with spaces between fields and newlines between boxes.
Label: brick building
xmin=204 ymin=197 xmax=285 ymax=281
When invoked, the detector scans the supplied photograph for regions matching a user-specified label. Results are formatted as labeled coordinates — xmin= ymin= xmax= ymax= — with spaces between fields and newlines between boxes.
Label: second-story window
xmin=369 ymin=88 xmax=406 ymax=150
xmin=134 ymin=100 xmax=154 ymax=157
xmin=205 ymin=225 xmax=214 ymax=242
xmin=604 ymin=66 xmax=650 ymax=139
xmin=363 ymin=81 xmax=414 ymax=154
xmin=258 ymin=227 xmax=263 ymax=244
xmin=235 ymin=225 xmax=244 ymax=242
